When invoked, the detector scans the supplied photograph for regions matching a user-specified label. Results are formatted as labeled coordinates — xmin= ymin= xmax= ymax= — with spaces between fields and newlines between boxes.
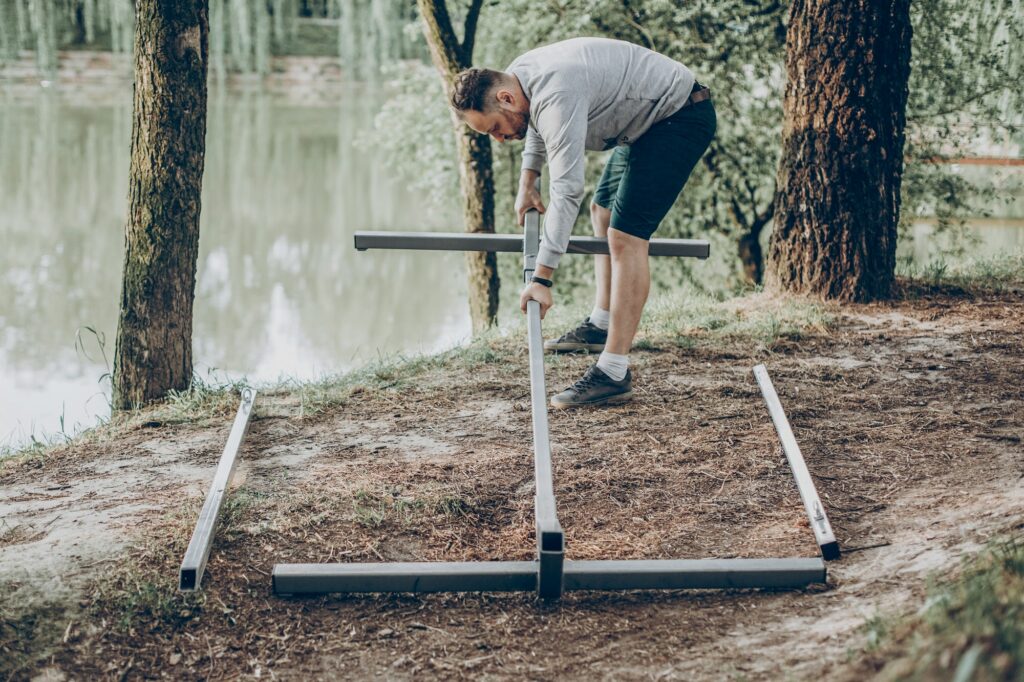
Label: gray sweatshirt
xmin=507 ymin=37 xmax=695 ymax=269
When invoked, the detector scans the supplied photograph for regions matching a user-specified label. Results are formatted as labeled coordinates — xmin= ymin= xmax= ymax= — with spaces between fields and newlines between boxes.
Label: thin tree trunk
xmin=112 ymin=0 xmax=209 ymax=410
xmin=767 ymin=0 xmax=911 ymax=301
xmin=418 ymin=0 xmax=499 ymax=332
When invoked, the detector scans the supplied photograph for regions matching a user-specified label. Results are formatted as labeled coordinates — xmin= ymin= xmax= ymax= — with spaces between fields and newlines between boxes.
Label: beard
xmin=503 ymin=109 xmax=530 ymax=140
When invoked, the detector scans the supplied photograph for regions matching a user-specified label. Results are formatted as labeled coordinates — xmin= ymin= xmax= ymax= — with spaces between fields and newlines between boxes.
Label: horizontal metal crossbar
xmin=754 ymin=365 xmax=841 ymax=561
xmin=563 ymin=558 xmax=825 ymax=590
xmin=273 ymin=561 xmax=537 ymax=594
xmin=271 ymin=558 xmax=826 ymax=595
xmin=180 ymin=388 xmax=256 ymax=591
xmin=354 ymin=231 xmax=710 ymax=259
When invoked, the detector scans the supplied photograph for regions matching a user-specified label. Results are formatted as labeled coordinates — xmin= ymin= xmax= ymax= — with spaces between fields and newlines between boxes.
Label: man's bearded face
xmin=500 ymin=108 xmax=530 ymax=141
xmin=464 ymin=106 xmax=530 ymax=143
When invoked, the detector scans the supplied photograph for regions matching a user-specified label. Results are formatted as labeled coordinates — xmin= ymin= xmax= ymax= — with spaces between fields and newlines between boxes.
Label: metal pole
xmin=179 ymin=388 xmax=257 ymax=590
xmin=753 ymin=365 xmax=840 ymax=561
xmin=273 ymin=561 xmax=538 ymax=595
xmin=353 ymin=231 xmax=710 ymax=259
xmin=563 ymin=557 xmax=825 ymax=590
xmin=271 ymin=557 xmax=825 ymax=595
xmin=524 ymin=203 xmax=564 ymax=599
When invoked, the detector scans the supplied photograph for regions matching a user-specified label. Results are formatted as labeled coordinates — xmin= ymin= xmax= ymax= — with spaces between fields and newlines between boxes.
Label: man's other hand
xmin=515 ymin=187 xmax=546 ymax=226
xmin=520 ymin=282 xmax=553 ymax=318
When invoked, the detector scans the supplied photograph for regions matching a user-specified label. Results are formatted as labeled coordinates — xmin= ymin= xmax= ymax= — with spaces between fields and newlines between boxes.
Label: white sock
xmin=589 ymin=306 xmax=610 ymax=331
xmin=596 ymin=351 xmax=629 ymax=381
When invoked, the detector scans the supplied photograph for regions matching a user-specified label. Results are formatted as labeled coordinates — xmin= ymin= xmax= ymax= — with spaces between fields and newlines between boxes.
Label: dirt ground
xmin=2 ymin=286 xmax=1022 ymax=681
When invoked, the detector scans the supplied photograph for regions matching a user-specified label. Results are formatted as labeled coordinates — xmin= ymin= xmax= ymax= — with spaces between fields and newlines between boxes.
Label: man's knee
xmin=607 ymin=226 xmax=647 ymax=258
xmin=590 ymin=202 xmax=611 ymax=237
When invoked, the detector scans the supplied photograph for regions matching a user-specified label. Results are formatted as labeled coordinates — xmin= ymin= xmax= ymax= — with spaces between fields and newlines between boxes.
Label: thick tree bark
xmin=418 ymin=0 xmax=499 ymax=332
xmin=112 ymin=0 xmax=209 ymax=410
xmin=767 ymin=0 xmax=911 ymax=301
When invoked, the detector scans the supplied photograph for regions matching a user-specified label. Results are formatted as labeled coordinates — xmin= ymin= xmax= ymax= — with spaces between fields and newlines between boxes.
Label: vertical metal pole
xmin=179 ymin=388 xmax=257 ymax=590
xmin=524 ymin=201 xmax=564 ymax=599
xmin=753 ymin=365 xmax=840 ymax=561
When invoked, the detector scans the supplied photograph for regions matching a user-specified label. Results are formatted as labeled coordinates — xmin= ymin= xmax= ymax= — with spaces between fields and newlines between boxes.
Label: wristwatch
xmin=531 ymin=276 xmax=553 ymax=288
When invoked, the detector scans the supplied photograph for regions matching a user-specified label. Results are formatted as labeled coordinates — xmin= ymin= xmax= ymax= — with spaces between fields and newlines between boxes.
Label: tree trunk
xmin=767 ymin=0 xmax=911 ymax=301
xmin=738 ymin=227 xmax=764 ymax=285
xmin=418 ymin=0 xmax=499 ymax=332
xmin=112 ymin=0 xmax=209 ymax=410
xmin=454 ymin=121 xmax=499 ymax=329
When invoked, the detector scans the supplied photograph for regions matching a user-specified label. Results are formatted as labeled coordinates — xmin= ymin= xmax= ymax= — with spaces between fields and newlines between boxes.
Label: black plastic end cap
xmin=821 ymin=542 xmax=841 ymax=561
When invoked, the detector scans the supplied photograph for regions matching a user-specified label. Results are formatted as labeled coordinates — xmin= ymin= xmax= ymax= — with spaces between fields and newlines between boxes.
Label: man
xmin=450 ymin=37 xmax=716 ymax=408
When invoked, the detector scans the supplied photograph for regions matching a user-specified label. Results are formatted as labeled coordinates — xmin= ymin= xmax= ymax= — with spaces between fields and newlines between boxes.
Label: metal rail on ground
xmin=179 ymin=388 xmax=256 ymax=591
xmin=754 ymin=365 xmax=841 ymax=561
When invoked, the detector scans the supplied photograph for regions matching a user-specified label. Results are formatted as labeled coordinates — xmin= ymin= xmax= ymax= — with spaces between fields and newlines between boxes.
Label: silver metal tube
xmin=524 ymin=206 xmax=564 ymax=599
xmin=179 ymin=388 xmax=257 ymax=590
xmin=270 ymin=557 xmax=825 ymax=594
xmin=753 ymin=365 xmax=840 ymax=561
xmin=564 ymin=557 xmax=826 ymax=590
xmin=272 ymin=561 xmax=538 ymax=595
xmin=354 ymin=231 xmax=710 ymax=259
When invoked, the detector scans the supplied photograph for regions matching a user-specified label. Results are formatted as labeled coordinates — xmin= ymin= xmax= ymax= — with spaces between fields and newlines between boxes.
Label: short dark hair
xmin=450 ymin=67 xmax=506 ymax=114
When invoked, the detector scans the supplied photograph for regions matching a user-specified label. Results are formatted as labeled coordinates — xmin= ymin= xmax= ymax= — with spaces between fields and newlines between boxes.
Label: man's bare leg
xmin=605 ymin=227 xmax=650 ymax=355
xmin=550 ymin=225 xmax=646 ymax=406
xmin=591 ymin=203 xmax=612 ymax=311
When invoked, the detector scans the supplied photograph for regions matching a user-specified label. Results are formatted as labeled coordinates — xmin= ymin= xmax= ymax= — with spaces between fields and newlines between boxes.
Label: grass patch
xmin=642 ymin=288 xmax=836 ymax=350
xmin=349 ymin=487 xmax=473 ymax=528
xmin=897 ymin=251 xmax=1024 ymax=296
xmin=288 ymin=330 xmax=516 ymax=416
xmin=86 ymin=501 xmax=218 ymax=636
xmin=857 ymin=536 xmax=1024 ymax=681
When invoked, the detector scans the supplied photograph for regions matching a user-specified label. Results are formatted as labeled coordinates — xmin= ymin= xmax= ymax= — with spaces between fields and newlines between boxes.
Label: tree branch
xmin=460 ymin=0 xmax=485 ymax=64
xmin=621 ymin=0 xmax=655 ymax=50
xmin=417 ymin=0 xmax=463 ymax=76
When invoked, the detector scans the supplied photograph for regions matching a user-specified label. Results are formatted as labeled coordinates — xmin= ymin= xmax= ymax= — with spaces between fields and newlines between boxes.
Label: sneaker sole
xmin=550 ymin=390 xmax=633 ymax=409
xmin=543 ymin=342 xmax=606 ymax=353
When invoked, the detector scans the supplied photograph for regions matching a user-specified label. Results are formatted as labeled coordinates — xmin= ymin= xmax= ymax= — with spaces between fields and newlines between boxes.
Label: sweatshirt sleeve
xmin=532 ymin=91 xmax=588 ymax=270
xmin=521 ymin=125 xmax=546 ymax=174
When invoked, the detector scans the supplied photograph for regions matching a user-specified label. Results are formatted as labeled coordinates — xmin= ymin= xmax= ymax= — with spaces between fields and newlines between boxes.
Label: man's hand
xmin=515 ymin=182 xmax=546 ymax=226
xmin=520 ymin=282 xmax=554 ymax=318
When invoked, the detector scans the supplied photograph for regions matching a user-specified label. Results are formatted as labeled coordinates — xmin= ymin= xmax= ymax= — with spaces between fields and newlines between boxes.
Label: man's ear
xmin=496 ymin=88 xmax=515 ymax=110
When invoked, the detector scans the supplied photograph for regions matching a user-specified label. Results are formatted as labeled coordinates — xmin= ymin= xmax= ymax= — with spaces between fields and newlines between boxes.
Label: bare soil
xmin=2 ymin=287 xmax=1022 ymax=681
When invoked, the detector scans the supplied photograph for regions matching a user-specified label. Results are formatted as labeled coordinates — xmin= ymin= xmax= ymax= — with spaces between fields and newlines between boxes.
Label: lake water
xmin=1 ymin=84 xmax=1021 ymax=450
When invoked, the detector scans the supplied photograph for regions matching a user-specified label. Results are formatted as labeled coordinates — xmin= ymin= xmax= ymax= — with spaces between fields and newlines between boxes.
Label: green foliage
xmin=355 ymin=60 xmax=460 ymax=210
xmin=897 ymin=250 xmax=1024 ymax=294
xmin=858 ymin=538 xmax=1024 ymax=681
xmin=901 ymin=0 xmax=1024 ymax=245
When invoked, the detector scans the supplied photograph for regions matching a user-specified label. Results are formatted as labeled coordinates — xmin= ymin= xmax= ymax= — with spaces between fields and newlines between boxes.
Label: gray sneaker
xmin=551 ymin=365 xmax=633 ymax=409
xmin=544 ymin=317 xmax=607 ymax=353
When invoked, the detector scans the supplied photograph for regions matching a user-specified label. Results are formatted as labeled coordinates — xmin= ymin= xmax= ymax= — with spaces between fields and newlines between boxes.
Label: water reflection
xmin=0 ymin=84 xmax=468 ymax=447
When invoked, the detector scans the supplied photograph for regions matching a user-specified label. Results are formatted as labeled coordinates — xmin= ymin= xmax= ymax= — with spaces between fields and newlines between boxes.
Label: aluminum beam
xmin=271 ymin=558 xmax=825 ymax=595
xmin=563 ymin=557 xmax=825 ymax=590
xmin=179 ymin=388 xmax=256 ymax=591
xmin=354 ymin=231 xmax=710 ymax=259
xmin=753 ymin=365 xmax=841 ymax=561
xmin=524 ymin=206 xmax=565 ymax=599
xmin=273 ymin=561 xmax=537 ymax=595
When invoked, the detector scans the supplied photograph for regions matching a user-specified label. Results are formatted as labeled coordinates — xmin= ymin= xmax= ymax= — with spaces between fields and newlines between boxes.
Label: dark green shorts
xmin=593 ymin=98 xmax=716 ymax=240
